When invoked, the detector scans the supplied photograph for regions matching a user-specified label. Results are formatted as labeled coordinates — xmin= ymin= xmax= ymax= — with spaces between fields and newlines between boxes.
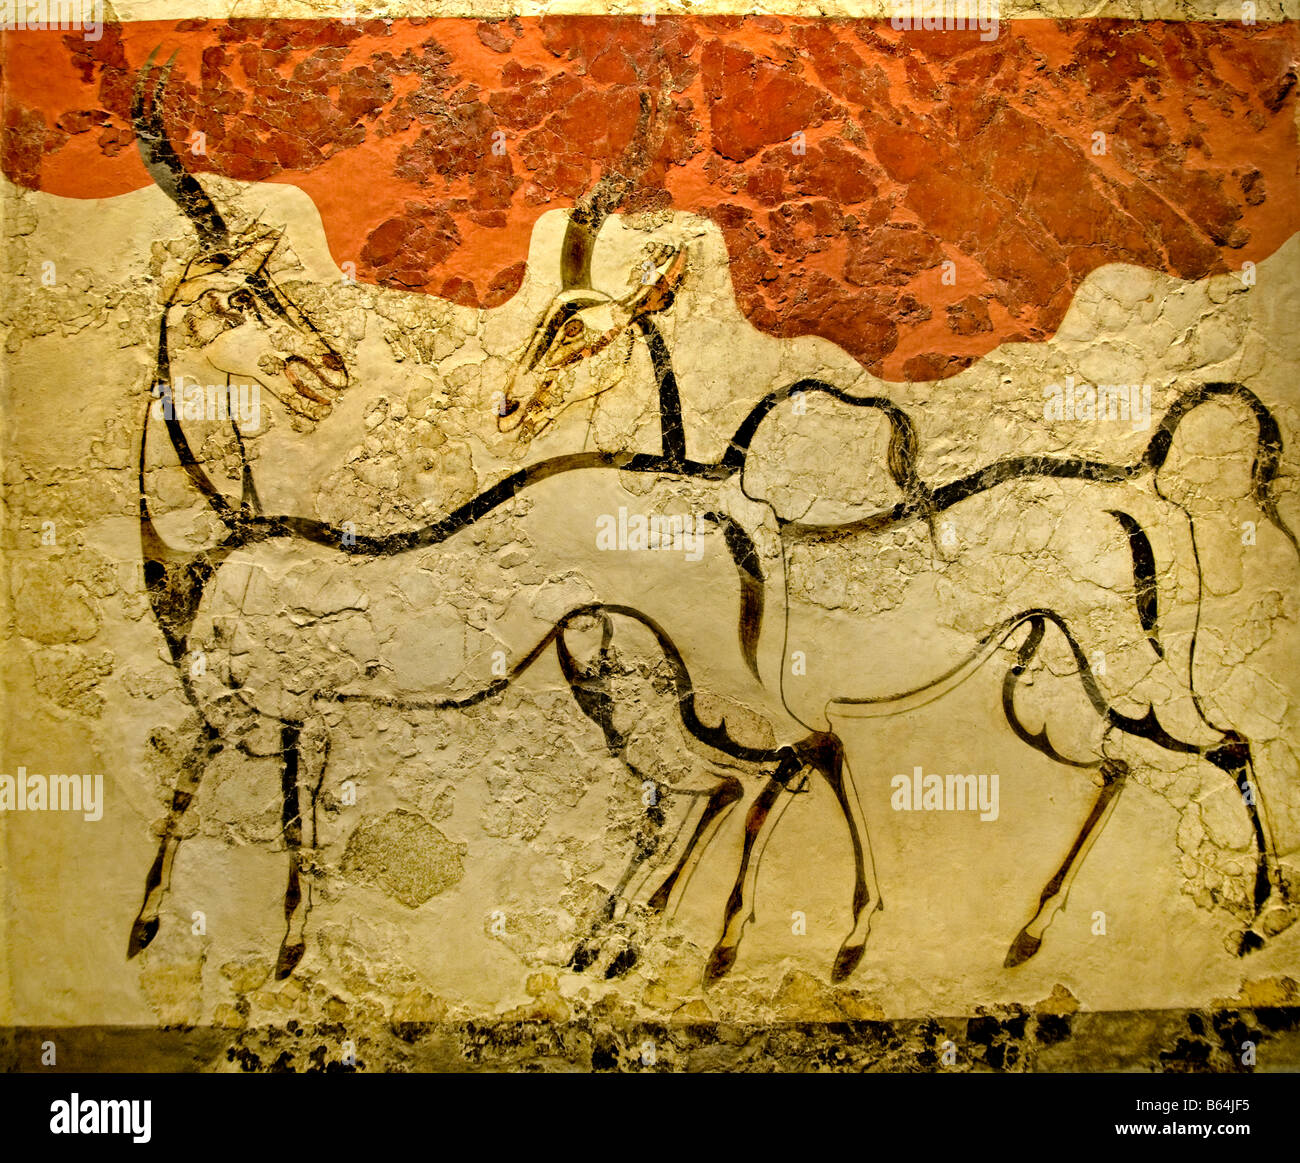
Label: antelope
xmin=494 ymin=91 xmax=690 ymax=456
xmin=126 ymin=55 xmax=1296 ymax=988
xmin=126 ymin=58 xmax=833 ymax=981
xmin=533 ymin=378 xmax=1300 ymax=979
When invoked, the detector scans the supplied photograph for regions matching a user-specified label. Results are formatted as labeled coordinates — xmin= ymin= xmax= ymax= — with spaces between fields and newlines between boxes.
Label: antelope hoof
xmin=127 ymin=916 xmax=159 ymax=959
xmin=604 ymin=944 xmax=639 ymax=979
xmin=832 ymin=943 xmax=865 ymax=983
xmin=275 ymin=942 xmax=305 ymax=979
xmin=1258 ymin=894 xmax=1297 ymax=939
xmin=1003 ymin=929 xmax=1041 ymax=968
xmin=704 ymin=942 xmax=737 ymax=983
xmin=1233 ymin=892 xmax=1298 ymax=956
xmin=1235 ymin=929 xmax=1266 ymax=957
xmin=569 ymin=941 xmax=600 ymax=973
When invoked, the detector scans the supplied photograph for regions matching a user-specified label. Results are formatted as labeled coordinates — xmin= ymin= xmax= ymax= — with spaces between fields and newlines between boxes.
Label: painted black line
xmin=1108 ymin=509 xmax=1163 ymax=657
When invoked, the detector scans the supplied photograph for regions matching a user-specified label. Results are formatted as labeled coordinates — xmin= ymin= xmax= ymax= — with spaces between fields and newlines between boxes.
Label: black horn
xmin=559 ymin=91 xmax=656 ymax=290
xmin=132 ymin=48 xmax=229 ymax=252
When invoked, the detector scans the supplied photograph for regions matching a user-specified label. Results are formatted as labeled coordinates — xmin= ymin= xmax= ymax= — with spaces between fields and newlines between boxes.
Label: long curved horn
xmin=133 ymin=48 xmax=229 ymax=252
xmin=559 ymin=91 xmax=655 ymax=290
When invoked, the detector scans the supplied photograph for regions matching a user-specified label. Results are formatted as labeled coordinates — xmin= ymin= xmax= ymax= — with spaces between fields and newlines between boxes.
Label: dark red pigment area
xmin=2 ymin=16 xmax=1296 ymax=378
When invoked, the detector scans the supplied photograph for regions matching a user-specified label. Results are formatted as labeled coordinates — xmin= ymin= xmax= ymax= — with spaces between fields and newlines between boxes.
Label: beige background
xmin=2 ymin=161 xmax=1298 ymax=1037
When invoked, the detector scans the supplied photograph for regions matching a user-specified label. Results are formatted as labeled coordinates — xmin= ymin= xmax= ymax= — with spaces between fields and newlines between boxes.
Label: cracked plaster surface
xmin=2 ymin=8 xmax=1299 ymax=1071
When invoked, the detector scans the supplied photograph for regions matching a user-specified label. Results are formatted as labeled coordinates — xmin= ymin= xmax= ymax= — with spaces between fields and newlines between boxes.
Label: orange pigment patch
xmin=2 ymin=16 xmax=1296 ymax=377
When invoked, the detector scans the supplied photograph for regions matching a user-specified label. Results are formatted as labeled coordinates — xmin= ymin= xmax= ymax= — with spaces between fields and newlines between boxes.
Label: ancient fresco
xmin=3 ymin=2 xmax=1300 ymax=1072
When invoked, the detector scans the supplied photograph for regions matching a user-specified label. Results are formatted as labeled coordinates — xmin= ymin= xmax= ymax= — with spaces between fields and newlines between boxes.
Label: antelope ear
xmin=173 ymin=274 xmax=226 ymax=306
xmin=224 ymin=229 xmax=283 ymax=275
xmin=623 ymin=245 xmax=687 ymax=319
xmin=173 ymin=258 xmax=248 ymax=305
xmin=183 ymin=255 xmax=229 ymax=279
xmin=170 ymin=228 xmax=283 ymax=304
xmin=170 ymin=256 xmax=228 ymax=305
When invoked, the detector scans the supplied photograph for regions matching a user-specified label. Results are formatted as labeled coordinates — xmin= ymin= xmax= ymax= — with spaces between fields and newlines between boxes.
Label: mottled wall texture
xmin=2 ymin=1 xmax=1300 ymax=1072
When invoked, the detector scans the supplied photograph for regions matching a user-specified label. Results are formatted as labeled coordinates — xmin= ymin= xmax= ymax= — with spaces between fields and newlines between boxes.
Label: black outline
xmin=126 ymin=58 xmax=1298 ymax=985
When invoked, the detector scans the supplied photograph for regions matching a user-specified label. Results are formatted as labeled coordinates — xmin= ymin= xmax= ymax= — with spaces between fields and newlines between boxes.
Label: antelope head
xmin=497 ymin=94 xmax=687 ymax=441
xmin=135 ymin=52 xmax=349 ymax=428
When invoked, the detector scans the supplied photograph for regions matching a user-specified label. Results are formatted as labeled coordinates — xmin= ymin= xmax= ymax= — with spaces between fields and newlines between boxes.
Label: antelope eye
xmin=228 ymin=289 xmax=256 ymax=313
xmin=562 ymin=318 xmax=584 ymax=340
